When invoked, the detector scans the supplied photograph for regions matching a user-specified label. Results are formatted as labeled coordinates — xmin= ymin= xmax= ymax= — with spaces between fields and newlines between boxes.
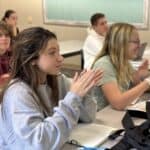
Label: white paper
xmin=69 ymin=123 xmax=116 ymax=147
xmin=126 ymin=101 xmax=146 ymax=111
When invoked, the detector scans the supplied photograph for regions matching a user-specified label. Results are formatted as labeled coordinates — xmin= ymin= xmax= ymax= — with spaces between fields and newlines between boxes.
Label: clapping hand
xmin=70 ymin=70 xmax=103 ymax=97
xmin=138 ymin=59 xmax=149 ymax=79
xmin=0 ymin=73 xmax=10 ymax=88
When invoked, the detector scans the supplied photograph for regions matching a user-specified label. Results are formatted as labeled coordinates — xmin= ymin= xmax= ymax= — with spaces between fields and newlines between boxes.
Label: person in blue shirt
xmin=0 ymin=27 xmax=103 ymax=150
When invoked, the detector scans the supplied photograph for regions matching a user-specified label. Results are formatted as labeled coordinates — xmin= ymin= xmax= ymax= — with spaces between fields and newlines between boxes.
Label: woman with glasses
xmin=91 ymin=22 xmax=150 ymax=111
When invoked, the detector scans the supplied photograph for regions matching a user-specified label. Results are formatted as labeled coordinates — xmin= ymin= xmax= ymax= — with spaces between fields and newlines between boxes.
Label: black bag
xmin=109 ymin=101 xmax=150 ymax=150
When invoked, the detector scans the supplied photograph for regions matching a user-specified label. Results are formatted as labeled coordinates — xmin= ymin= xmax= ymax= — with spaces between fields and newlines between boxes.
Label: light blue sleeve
xmin=79 ymin=92 xmax=97 ymax=122
xmin=6 ymin=85 xmax=82 ymax=150
xmin=59 ymin=74 xmax=97 ymax=122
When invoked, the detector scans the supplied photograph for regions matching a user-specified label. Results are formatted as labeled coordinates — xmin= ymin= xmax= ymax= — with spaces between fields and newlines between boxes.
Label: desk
xmin=95 ymin=104 xmax=147 ymax=148
xmin=63 ymin=103 xmax=146 ymax=149
xmin=59 ymin=40 xmax=84 ymax=58
xmin=96 ymin=102 xmax=147 ymax=128
xmin=95 ymin=106 xmax=126 ymax=148
xmin=62 ymin=106 xmax=125 ymax=150
xmin=95 ymin=106 xmax=125 ymax=129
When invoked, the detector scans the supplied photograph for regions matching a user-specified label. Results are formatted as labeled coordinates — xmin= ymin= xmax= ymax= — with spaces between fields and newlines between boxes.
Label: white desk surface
xmin=59 ymin=41 xmax=150 ymax=56
xmin=62 ymin=106 xmax=125 ymax=150
xmin=59 ymin=42 xmax=150 ymax=57
xmin=59 ymin=40 xmax=84 ymax=55
xmin=95 ymin=105 xmax=145 ymax=129
xmin=63 ymin=103 xmax=146 ymax=149
xmin=95 ymin=106 xmax=125 ymax=129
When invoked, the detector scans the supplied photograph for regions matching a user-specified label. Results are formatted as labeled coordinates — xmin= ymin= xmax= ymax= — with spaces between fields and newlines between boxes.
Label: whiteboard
xmin=43 ymin=0 xmax=149 ymax=29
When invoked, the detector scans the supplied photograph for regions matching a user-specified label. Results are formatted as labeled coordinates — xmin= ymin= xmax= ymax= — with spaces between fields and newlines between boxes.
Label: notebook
xmin=134 ymin=42 xmax=147 ymax=61
xmin=126 ymin=101 xmax=146 ymax=112
xmin=69 ymin=123 xmax=116 ymax=147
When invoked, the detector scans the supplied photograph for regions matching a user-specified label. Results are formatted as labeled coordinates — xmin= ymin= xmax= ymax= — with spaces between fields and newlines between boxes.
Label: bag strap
xmin=123 ymin=101 xmax=150 ymax=129
xmin=110 ymin=138 xmax=131 ymax=150
xmin=127 ymin=109 xmax=147 ymax=119
xmin=109 ymin=102 xmax=150 ymax=150
xmin=109 ymin=101 xmax=149 ymax=140
xmin=146 ymin=101 xmax=150 ymax=119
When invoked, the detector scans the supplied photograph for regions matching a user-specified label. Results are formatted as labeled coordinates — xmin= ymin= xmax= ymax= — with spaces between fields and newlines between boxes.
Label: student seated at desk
xmin=0 ymin=22 xmax=12 ymax=86
xmin=1 ymin=10 xmax=19 ymax=38
xmin=0 ymin=27 xmax=103 ymax=150
xmin=83 ymin=13 xmax=108 ymax=69
xmin=91 ymin=23 xmax=150 ymax=111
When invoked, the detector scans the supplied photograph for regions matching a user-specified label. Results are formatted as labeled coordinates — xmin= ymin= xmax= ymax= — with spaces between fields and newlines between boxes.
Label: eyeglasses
xmin=129 ymin=40 xmax=140 ymax=45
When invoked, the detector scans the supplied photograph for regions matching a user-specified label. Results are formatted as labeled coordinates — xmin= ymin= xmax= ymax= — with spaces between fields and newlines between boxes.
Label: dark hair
xmin=0 ymin=21 xmax=13 ymax=38
xmin=1 ymin=27 xmax=59 ymax=114
xmin=90 ymin=13 xmax=105 ymax=26
xmin=2 ymin=10 xmax=16 ymax=21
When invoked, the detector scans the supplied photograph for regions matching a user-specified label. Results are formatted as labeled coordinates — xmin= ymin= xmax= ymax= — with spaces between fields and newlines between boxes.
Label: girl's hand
xmin=0 ymin=73 xmax=10 ymax=87
xmin=138 ymin=59 xmax=149 ymax=79
xmin=70 ymin=70 xmax=103 ymax=97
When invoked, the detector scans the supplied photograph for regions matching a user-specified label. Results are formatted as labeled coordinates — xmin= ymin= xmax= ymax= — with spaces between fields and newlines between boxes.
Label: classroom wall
xmin=0 ymin=0 xmax=150 ymax=67
xmin=1 ymin=0 xmax=150 ymax=42
xmin=0 ymin=0 xmax=87 ymax=41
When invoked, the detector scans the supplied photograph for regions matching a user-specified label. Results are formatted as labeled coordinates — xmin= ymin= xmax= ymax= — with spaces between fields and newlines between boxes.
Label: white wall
xmin=0 ymin=0 xmax=150 ymax=42
xmin=0 ymin=0 xmax=87 ymax=41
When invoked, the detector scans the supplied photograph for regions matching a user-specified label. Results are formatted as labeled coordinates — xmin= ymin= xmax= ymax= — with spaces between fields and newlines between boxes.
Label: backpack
xmin=109 ymin=101 xmax=150 ymax=150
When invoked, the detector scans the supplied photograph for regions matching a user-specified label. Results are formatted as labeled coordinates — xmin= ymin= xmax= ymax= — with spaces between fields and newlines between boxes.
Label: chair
xmin=80 ymin=50 xmax=84 ymax=70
